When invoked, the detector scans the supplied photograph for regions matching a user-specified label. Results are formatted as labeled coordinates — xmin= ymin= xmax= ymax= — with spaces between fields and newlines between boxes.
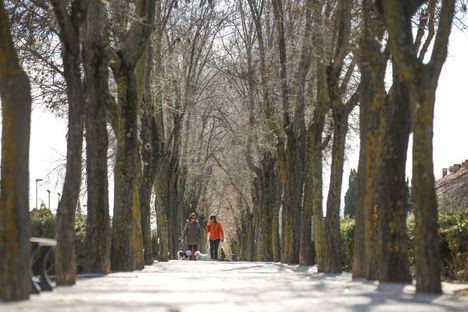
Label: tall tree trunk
xmin=137 ymin=40 xmax=156 ymax=265
xmin=300 ymin=168 xmax=313 ymax=265
xmin=256 ymin=153 xmax=277 ymax=261
xmin=306 ymin=115 xmax=326 ymax=271
xmin=411 ymin=80 xmax=441 ymax=292
xmin=83 ymin=0 xmax=111 ymax=274
xmin=139 ymin=114 xmax=156 ymax=265
xmin=152 ymin=10 xmax=168 ymax=261
xmin=306 ymin=1 xmax=329 ymax=272
xmin=110 ymin=0 xmax=156 ymax=271
xmin=353 ymin=0 xmax=385 ymax=280
xmin=155 ymin=154 xmax=180 ymax=261
xmin=272 ymin=0 xmax=305 ymax=265
xmin=362 ymin=84 xmax=385 ymax=282
xmin=324 ymin=109 xmax=349 ymax=273
xmin=168 ymin=156 xmax=180 ymax=258
xmin=155 ymin=165 xmax=170 ymax=261
xmin=294 ymin=0 xmax=314 ymax=265
xmin=112 ymin=67 xmax=143 ymax=271
xmin=252 ymin=176 xmax=262 ymax=260
xmin=285 ymin=132 xmax=305 ymax=264
xmin=352 ymin=117 xmax=367 ymax=278
xmin=0 ymin=3 xmax=32 ymax=300
xmin=52 ymin=0 xmax=88 ymax=285
xmin=272 ymin=179 xmax=282 ymax=262
xmin=377 ymin=68 xmax=411 ymax=283
xmin=278 ymin=145 xmax=292 ymax=263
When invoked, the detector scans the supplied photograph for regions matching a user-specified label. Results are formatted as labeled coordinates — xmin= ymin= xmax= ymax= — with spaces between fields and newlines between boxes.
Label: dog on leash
xmin=177 ymin=250 xmax=192 ymax=260
xmin=194 ymin=251 xmax=210 ymax=261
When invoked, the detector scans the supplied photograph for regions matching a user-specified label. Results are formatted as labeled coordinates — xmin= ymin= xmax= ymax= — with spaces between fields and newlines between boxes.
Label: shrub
xmin=30 ymin=208 xmax=87 ymax=273
xmin=340 ymin=216 xmax=355 ymax=270
xmin=151 ymin=231 xmax=159 ymax=259
xmin=341 ymin=213 xmax=468 ymax=281
xmin=439 ymin=212 xmax=468 ymax=281
xmin=30 ymin=208 xmax=56 ymax=238
xmin=75 ymin=213 xmax=87 ymax=273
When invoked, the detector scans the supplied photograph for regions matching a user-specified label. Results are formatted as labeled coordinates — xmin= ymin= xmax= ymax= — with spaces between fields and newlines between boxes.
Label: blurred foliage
xmin=438 ymin=212 xmax=468 ymax=281
xmin=341 ymin=211 xmax=467 ymax=281
xmin=30 ymin=207 xmax=87 ymax=273
xmin=152 ymin=230 xmax=159 ymax=259
xmin=30 ymin=208 xmax=55 ymax=239
xmin=340 ymin=216 xmax=355 ymax=271
xmin=344 ymin=170 xmax=357 ymax=218
xmin=75 ymin=212 xmax=87 ymax=273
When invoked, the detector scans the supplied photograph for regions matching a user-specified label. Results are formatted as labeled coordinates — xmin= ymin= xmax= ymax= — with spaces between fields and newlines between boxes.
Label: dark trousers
xmin=188 ymin=244 xmax=198 ymax=260
xmin=209 ymin=239 xmax=220 ymax=260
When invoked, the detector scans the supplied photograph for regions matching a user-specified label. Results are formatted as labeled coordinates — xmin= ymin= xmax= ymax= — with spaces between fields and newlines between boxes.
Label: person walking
xmin=182 ymin=212 xmax=201 ymax=260
xmin=205 ymin=214 xmax=224 ymax=260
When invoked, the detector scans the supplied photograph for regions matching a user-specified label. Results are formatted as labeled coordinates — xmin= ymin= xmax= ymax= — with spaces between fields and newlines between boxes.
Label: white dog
xmin=177 ymin=250 xmax=192 ymax=260
xmin=194 ymin=250 xmax=210 ymax=261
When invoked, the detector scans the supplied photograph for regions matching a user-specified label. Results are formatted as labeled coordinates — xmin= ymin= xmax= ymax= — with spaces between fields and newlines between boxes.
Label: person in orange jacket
xmin=205 ymin=214 xmax=224 ymax=260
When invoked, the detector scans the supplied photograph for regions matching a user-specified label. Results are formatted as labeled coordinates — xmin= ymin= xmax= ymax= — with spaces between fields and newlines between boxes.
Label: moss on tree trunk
xmin=0 ymin=3 xmax=32 ymax=300
xmin=83 ymin=0 xmax=111 ymax=274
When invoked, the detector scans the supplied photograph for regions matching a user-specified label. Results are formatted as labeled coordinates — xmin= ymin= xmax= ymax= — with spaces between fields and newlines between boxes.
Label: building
xmin=435 ymin=160 xmax=468 ymax=213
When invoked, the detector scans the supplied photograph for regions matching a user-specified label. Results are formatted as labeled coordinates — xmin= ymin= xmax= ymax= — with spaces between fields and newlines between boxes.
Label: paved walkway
xmin=2 ymin=261 xmax=468 ymax=311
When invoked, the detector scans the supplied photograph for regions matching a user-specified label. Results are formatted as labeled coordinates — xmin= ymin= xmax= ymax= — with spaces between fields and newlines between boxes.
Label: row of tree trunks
xmin=382 ymin=0 xmax=455 ymax=292
xmin=83 ymin=0 xmax=111 ymax=274
xmin=0 ymin=2 xmax=32 ymax=300
xmin=51 ymin=0 xmax=88 ymax=286
xmin=246 ymin=0 xmax=292 ymax=265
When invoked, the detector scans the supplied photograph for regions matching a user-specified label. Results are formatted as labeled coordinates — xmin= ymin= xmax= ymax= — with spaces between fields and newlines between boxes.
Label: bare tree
xmin=50 ymin=0 xmax=89 ymax=285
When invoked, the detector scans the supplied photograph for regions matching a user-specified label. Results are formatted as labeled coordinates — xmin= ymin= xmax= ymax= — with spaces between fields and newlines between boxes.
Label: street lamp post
xmin=46 ymin=189 xmax=51 ymax=210
xmin=35 ymin=178 xmax=43 ymax=209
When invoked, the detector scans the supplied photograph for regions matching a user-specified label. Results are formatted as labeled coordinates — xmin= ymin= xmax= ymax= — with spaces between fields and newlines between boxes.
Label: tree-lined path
xmin=2 ymin=0 xmax=468 ymax=307
xmin=2 ymin=261 xmax=468 ymax=312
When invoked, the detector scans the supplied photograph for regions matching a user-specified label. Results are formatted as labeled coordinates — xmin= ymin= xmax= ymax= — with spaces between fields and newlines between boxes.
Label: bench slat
xmin=30 ymin=237 xmax=57 ymax=246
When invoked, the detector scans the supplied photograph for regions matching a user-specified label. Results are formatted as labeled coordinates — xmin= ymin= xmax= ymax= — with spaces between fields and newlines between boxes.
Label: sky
xmin=26 ymin=24 xmax=468 ymax=213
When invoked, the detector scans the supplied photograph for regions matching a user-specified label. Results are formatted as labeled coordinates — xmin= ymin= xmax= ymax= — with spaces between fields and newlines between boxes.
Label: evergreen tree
xmin=405 ymin=178 xmax=413 ymax=217
xmin=344 ymin=169 xmax=357 ymax=218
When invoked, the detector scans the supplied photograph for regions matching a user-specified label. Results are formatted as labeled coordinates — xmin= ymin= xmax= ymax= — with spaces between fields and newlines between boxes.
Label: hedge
xmin=340 ymin=211 xmax=468 ymax=281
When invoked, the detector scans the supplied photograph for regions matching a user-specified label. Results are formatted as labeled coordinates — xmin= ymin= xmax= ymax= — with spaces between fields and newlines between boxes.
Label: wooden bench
xmin=30 ymin=237 xmax=56 ymax=293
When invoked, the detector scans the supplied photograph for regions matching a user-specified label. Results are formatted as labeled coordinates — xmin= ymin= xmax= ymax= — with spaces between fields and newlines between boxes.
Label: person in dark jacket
xmin=182 ymin=212 xmax=202 ymax=260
